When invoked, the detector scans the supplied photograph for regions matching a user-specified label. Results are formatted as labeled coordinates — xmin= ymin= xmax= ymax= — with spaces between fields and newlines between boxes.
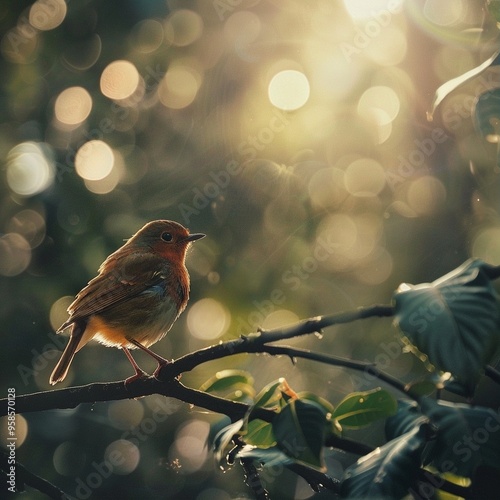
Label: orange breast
xmin=85 ymin=315 xmax=130 ymax=348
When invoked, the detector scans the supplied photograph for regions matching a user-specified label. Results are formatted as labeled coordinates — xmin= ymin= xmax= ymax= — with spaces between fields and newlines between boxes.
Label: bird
xmin=49 ymin=220 xmax=205 ymax=385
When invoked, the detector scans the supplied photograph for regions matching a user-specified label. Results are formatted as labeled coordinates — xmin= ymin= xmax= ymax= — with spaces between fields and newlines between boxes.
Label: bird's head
xmin=127 ymin=220 xmax=205 ymax=263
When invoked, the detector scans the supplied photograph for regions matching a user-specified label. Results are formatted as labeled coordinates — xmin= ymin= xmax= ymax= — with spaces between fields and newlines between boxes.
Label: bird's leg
xmin=126 ymin=338 xmax=171 ymax=379
xmin=122 ymin=347 xmax=149 ymax=385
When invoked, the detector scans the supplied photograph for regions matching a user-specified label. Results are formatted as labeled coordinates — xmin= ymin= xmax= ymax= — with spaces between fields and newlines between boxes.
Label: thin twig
xmin=162 ymin=304 xmax=395 ymax=378
xmin=1 ymin=449 xmax=71 ymax=499
xmin=485 ymin=365 xmax=500 ymax=385
xmin=260 ymin=344 xmax=408 ymax=395
xmin=256 ymin=304 xmax=395 ymax=343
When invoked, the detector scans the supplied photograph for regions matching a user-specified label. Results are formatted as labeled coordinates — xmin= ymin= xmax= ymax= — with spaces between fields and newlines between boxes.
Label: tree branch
xmin=260 ymin=344 xmax=408 ymax=395
xmin=0 ymin=378 xmax=273 ymax=422
xmin=485 ymin=365 xmax=500 ymax=385
xmin=157 ymin=304 xmax=395 ymax=379
xmin=256 ymin=304 xmax=395 ymax=343
xmin=1 ymin=449 xmax=71 ymax=499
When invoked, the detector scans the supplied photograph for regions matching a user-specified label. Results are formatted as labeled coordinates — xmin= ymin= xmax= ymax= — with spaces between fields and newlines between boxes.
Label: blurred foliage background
xmin=1 ymin=0 xmax=500 ymax=498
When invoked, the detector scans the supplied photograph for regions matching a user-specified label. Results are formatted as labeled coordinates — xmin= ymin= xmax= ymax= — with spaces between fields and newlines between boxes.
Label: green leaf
xmin=419 ymin=398 xmax=500 ymax=476
xmin=488 ymin=0 xmax=500 ymax=22
xmin=428 ymin=49 xmax=500 ymax=121
xmin=332 ymin=388 xmax=397 ymax=429
xmin=199 ymin=369 xmax=254 ymax=394
xmin=387 ymin=398 xmax=500 ymax=477
xmin=244 ymin=418 xmax=276 ymax=448
xmin=296 ymin=391 xmax=335 ymax=415
xmin=272 ymin=399 xmax=328 ymax=470
xmin=251 ymin=379 xmax=283 ymax=411
xmin=213 ymin=419 xmax=244 ymax=464
xmin=405 ymin=372 xmax=452 ymax=398
xmin=341 ymin=424 xmax=429 ymax=499
xmin=385 ymin=400 xmax=426 ymax=440
xmin=473 ymin=88 xmax=500 ymax=141
xmin=393 ymin=259 xmax=500 ymax=394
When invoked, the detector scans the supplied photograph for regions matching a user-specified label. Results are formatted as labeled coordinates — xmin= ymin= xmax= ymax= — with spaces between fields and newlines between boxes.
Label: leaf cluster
xmin=201 ymin=259 xmax=500 ymax=498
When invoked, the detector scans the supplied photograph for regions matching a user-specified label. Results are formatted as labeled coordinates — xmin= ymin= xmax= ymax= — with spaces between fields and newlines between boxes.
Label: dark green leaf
xmin=385 ymin=400 xmax=427 ymax=442
xmin=332 ymin=388 xmax=397 ymax=429
xmin=388 ymin=398 xmax=500 ymax=477
xmin=244 ymin=418 xmax=276 ymax=448
xmin=473 ymin=88 xmax=500 ymax=141
xmin=393 ymin=259 xmax=500 ymax=393
xmin=296 ymin=391 xmax=335 ymax=415
xmin=272 ymin=399 xmax=328 ymax=470
xmin=199 ymin=369 xmax=254 ymax=394
xmin=419 ymin=398 xmax=500 ymax=476
xmin=341 ymin=424 xmax=429 ymax=499
xmin=251 ymin=379 xmax=283 ymax=411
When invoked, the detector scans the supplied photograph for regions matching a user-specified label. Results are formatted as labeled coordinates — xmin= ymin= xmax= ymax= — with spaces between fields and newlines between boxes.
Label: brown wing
xmin=59 ymin=249 xmax=171 ymax=331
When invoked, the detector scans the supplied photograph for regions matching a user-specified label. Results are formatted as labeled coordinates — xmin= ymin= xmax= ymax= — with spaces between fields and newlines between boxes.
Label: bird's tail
xmin=49 ymin=322 xmax=85 ymax=385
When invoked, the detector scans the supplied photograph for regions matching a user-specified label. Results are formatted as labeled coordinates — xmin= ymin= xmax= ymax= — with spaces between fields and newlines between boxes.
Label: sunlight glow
xmin=268 ymin=70 xmax=310 ymax=111
xmin=343 ymin=0 xmax=404 ymax=20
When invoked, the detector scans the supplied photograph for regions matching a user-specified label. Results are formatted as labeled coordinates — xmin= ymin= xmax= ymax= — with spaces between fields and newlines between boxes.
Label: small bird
xmin=49 ymin=220 xmax=205 ymax=385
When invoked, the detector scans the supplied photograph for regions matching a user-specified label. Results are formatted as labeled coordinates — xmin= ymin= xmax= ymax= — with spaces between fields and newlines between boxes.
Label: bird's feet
xmin=124 ymin=369 xmax=149 ymax=387
xmin=122 ymin=346 xmax=150 ymax=387
xmin=153 ymin=359 xmax=171 ymax=380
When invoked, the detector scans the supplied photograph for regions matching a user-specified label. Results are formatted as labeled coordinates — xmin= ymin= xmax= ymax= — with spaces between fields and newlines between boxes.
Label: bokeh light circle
xmin=7 ymin=209 xmax=46 ymax=249
xmin=131 ymin=19 xmax=164 ymax=53
xmin=54 ymin=86 xmax=93 ymax=126
xmin=75 ymin=140 xmax=114 ymax=181
xmin=29 ymin=0 xmax=67 ymax=31
xmin=423 ymin=0 xmax=465 ymax=27
xmin=357 ymin=86 xmax=400 ymax=125
xmin=407 ymin=176 xmax=446 ymax=215
xmin=344 ymin=158 xmax=386 ymax=197
xmin=50 ymin=296 xmax=73 ymax=331
xmin=104 ymin=440 xmax=140 ymax=475
xmin=0 ymin=414 xmax=28 ymax=447
xmin=165 ymin=10 xmax=204 ymax=47
xmin=170 ymin=420 xmax=209 ymax=473
xmin=6 ymin=142 xmax=55 ymax=196
xmin=343 ymin=0 xmax=404 ymax=20
xmin=187 ymin=298 xmax=230 ymax=340
xmin=268 ymin=70 xmax=310 ymax=111
xmin=53 ymin=442 xmax=86 ymax=476
xmin=158 ymin=64 xmax=202 ymax=109
xmin=100 ymin=60 xmax=140 ymax=100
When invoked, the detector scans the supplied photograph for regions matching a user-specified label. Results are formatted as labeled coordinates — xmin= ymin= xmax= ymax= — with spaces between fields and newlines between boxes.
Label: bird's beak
xmin=185 ymin=232 xmax=205 ymax=242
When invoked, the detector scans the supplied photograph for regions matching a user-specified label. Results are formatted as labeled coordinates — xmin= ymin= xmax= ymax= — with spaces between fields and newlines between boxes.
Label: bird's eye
xmin=161 ymin=232 xmax=173 ymax=242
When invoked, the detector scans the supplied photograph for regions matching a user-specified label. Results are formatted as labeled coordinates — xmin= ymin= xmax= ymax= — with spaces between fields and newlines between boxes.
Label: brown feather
xmin=59 ymin=250 xmax=178 ymax=331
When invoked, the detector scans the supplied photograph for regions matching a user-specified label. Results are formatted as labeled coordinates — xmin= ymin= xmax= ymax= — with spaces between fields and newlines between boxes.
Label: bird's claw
xmin=153 ymin=359 xmax=173 ymax=380
xmin=124 ymin=370 xmax=149 ymax=387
